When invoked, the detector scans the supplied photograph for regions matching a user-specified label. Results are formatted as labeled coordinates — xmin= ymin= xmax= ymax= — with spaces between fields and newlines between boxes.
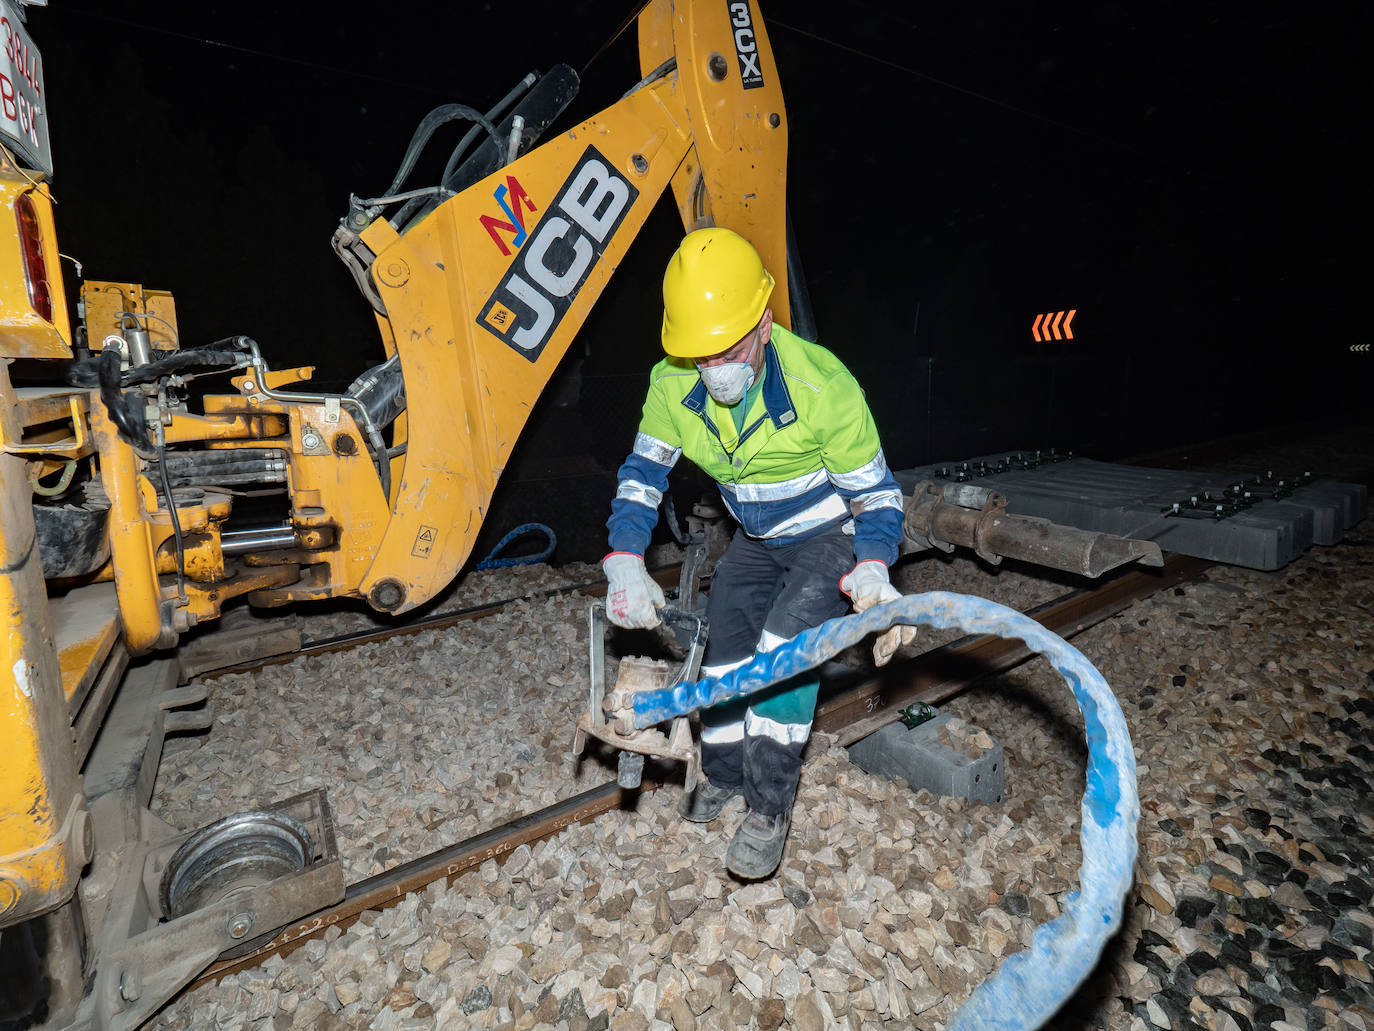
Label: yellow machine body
xmin=0 ymin=0 xmax=790 ymax=959
xmin=0 ymin=155 xmax=71 ymax=359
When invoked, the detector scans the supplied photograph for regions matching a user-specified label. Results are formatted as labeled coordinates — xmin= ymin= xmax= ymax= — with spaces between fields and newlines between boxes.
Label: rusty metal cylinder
xmin=904 ymin=482 xmax=1161 ymax=578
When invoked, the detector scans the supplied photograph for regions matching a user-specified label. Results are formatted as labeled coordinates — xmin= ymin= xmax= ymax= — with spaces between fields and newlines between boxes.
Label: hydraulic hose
xmin=631 ymin=592 xmax=1140 ymax=1030
xmin=385 ymin=103 xmax=504 ymax=200
xmin=94 ymin=347 xmax=148 ymax=447
xmin=346 ymin=354 xmax=406 ymax=429
xmin=66 ymin=340 xmax=250 ymax=389
xmin=389 ymin=72 xmax=542 ymax=230
xmin=163 ymin=455 xmax=290 ymax=488
xmin=440 ymin=72 xmax=538 ymax=187
xmin=474 ymin=523 xmax=556 ymax=570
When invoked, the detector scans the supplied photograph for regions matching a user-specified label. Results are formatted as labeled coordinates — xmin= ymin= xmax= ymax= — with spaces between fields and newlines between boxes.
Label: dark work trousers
xmin=698 ymin=525 xmax=854 ymax=816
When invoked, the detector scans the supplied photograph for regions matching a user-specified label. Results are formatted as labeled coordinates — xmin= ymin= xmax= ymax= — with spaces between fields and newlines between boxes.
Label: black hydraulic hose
xmin=120 ymin=348 xmax=248 ymax=386
xmin=155 ymin=437 xmax=188 ymax=601
xmin=389 ymin=193 xmax=433 ymax=232
xmin=390 ymin=73 xmax=540 ymax=229
xmin=439 ymin=72 xmax=538 ymax=190
xmin=346 ymin=355 xmax=406 ymax=429
xmin=161 ymin=453 xmax=286 ymax=475
xmin=385 ymin=104 xmax=505 ymax=200
xmin=66 ymin=339 xmax=250 ymax=389
xmin=94 ymin=348 xmax=149 ymax=448
xmin=164 ymin=462 xmax=289 ymax=488
xmin=167 ymin=472 xmax=288 ymax=489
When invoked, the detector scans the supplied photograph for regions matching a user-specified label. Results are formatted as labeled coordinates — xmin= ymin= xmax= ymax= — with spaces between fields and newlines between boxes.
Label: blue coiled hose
xmin=632 ymin=591 xmax=1139 ymax=1030
xmin=474 ymin=522 xmax=556 ymax=570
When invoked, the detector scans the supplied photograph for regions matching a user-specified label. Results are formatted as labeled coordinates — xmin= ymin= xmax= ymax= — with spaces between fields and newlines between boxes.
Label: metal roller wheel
xmin=159 ymin=810 xmax=314 ymax=921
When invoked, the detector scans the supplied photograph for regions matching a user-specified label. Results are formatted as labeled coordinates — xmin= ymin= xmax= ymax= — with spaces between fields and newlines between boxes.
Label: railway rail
xmin=185 ymin=551 xmax=1213 ymax=990
xmin=191 ymin=565 xmax=688 ymax=681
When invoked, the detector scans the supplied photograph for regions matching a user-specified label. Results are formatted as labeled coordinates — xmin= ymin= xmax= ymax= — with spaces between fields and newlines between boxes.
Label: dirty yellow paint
xmin=0 ymin=171 xmax=73 ymax=360
xmin=2 ymin=364 xmax=85 ymax=923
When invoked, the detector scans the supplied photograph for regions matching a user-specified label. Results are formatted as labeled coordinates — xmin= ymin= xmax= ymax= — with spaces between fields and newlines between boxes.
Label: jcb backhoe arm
xmin=334 ymin=0 xmax=790 ymax=614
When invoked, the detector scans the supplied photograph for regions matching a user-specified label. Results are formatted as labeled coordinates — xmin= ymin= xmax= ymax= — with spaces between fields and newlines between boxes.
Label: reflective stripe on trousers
xmin=696 ymin=528 xmax=853 ymax=815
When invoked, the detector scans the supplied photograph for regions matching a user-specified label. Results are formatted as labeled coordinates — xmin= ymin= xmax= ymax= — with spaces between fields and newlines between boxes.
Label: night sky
xmin=20 ymin=2 xmax=1372 ymax=562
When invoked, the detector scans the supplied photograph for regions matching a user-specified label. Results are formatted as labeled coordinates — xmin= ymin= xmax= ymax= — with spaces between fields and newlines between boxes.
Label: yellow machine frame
xmin=0 ymin=0 xmax=794 ymax=1004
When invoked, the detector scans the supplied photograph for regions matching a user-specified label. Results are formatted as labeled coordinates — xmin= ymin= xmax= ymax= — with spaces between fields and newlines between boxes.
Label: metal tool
xmin=575 ymin=603 xmax=708 ymax=791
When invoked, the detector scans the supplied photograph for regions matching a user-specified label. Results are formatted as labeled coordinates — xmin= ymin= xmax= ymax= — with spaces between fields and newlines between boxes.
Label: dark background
xmin=22 ymin=1 xmax=1372 ymax=566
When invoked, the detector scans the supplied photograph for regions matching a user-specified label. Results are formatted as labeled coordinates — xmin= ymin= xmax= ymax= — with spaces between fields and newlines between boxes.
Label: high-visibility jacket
xmin=608 ymin=325 xmax=904 ymax=565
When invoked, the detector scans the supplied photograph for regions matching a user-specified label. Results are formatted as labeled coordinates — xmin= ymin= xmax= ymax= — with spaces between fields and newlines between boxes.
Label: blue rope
xmin=632 ymin=591 xmax=1139 ymax=1030
xmin=473 ymin=522 xmax=556 ymax=570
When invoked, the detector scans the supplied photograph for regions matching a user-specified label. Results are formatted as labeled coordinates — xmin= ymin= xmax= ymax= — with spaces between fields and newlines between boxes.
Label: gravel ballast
xmin=145 ymin=435 xmax=1372 ymax=1031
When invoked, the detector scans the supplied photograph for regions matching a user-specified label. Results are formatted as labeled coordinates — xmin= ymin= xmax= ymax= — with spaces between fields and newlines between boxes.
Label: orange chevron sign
xmin=1032 ymin=309 xmax=1077 ymax=342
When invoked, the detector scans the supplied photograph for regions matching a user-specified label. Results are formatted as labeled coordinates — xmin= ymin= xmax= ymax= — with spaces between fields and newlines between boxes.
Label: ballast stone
xmin=846 ymin=709 xmax=1005 ymax=806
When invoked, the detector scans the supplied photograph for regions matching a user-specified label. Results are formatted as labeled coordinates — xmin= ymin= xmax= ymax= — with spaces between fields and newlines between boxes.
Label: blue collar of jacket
xmin=681 ymin=340 xmax=797 ymax=430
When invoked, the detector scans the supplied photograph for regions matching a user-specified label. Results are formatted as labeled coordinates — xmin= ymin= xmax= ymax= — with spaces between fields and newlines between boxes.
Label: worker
xmin=603 ymin=227 xmax=916 ymax=879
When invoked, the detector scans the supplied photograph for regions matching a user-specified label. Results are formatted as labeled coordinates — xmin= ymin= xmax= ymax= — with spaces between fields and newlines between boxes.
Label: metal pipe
xmin=505 ymin=114 xmax=525 ymax=164
xmin=903 ymin=481 xmax=1163 ymax=577
xmin=220 ymin=524 xmax=297 ymax=556
xmin=930 ymin=505 xmax=1163 ymax=576
xmin=236 ymin=339 xmax=391 ymax=501
xmin=124 ymin=326 xmax=152 ymax=367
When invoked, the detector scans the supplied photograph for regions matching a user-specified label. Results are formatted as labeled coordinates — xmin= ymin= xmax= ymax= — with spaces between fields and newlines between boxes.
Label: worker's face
xmin=696 ymin=326 xmax=759 ymax=369
xmin=695 ymin=309 xmax=771 ymax=373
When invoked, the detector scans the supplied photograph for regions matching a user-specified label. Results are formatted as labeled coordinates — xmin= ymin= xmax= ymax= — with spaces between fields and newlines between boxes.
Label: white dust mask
xmin=697 ymin=333 xmax=758 ymax=406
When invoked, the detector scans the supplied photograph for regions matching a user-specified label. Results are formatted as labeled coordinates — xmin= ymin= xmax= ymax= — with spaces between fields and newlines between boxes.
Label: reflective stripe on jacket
xmin=608 ymin=325 xmax=903 ymax=564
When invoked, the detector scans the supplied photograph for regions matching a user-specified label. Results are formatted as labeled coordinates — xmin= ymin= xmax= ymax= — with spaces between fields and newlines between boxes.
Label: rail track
xmin=192 ymin=564 xmax=688 ymax=681
xmin=185 ymin=551 xmax=1212 ymax=989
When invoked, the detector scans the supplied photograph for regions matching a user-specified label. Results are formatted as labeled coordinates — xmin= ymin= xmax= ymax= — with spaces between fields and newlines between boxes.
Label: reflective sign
xmin=1032 ymin=309 xmax=1076 ymax=342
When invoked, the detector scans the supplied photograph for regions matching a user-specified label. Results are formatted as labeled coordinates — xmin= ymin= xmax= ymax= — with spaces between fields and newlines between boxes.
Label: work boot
xmin=725 ymin=807 xmax=791 ymax=879
xmin=678 ymin=778 xmax=741 ymax=823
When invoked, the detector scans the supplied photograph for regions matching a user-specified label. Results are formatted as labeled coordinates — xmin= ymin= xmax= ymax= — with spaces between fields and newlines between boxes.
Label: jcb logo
xmin=480 ymin=176 xmax=538 ymax=256
xmin=477 ymin=146 xmax=638 ymax=362
xmin=728 ymin=1 xmax=764 ymax=89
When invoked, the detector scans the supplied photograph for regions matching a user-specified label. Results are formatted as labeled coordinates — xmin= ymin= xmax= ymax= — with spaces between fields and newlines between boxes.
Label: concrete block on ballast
xmin=847 ymin=709 xmax=1005 ymax=805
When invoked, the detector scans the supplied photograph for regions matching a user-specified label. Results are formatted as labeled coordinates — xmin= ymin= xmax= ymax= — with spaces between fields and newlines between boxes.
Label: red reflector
xmin=15 ymin=192 xmax=53 ymax=323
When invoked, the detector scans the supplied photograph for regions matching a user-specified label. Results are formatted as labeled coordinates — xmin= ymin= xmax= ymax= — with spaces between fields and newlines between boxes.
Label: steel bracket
xmin=575 ymin=603 xmax=707 ymax=792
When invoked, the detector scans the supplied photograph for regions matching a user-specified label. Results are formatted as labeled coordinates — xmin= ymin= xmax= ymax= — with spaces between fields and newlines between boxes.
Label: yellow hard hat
xmin=661 ymin=228 xmax=775 ymax=358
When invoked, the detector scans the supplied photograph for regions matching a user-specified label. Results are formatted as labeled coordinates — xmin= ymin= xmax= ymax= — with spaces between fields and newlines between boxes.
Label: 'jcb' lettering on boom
xmin=728 ymin=1 xmax=764 ymax=89
xmin=477 ymin=145 xmax=638 ymax=362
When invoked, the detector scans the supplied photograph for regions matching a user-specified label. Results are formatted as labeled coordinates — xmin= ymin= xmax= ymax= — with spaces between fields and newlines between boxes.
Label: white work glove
xmin=603 ymin=552 xmax=665 ymax=629
xmin=840 ymin=560 xmax=917 ymax=667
